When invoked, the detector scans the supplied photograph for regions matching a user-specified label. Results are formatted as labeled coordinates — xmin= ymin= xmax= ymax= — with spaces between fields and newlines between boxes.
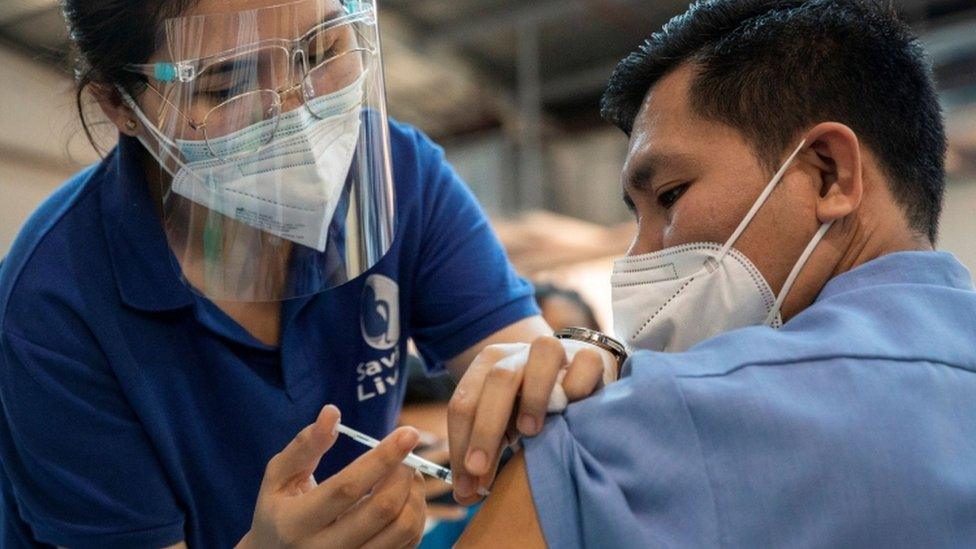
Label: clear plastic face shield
xmin=120 ymin=0 xmax=395 ymax=302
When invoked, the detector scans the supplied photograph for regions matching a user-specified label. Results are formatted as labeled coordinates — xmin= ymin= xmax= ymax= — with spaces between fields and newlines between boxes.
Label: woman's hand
xmin=238 ymin=405 xmax=427 ymax=548
xmin=448 ymin=336 xmax=616 ymax=505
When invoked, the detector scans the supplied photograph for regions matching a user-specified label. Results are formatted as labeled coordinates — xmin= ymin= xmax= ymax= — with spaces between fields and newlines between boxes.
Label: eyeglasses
xmin=125 ymin=9 xmax=375 ymax=162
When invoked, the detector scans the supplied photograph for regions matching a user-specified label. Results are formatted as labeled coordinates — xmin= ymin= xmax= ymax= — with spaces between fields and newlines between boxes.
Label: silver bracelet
xmin=553 ymin=326 xmax=629 ymax=375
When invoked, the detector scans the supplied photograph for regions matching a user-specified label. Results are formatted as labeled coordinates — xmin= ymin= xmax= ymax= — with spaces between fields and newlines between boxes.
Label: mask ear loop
xmin=117 ymin=85 xmax=199 ymax=177
xmin=763 ymin=219 xmax=835 ymax=326
xmin=711 ymin=140 xmax=808 ymax=270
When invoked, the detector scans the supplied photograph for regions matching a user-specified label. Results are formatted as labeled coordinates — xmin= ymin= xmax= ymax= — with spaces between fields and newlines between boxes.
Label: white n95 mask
xmin=611 ymin=140 xmax=834 ymax=353
xmin=169 ymin=74 xmax=365 ymax=253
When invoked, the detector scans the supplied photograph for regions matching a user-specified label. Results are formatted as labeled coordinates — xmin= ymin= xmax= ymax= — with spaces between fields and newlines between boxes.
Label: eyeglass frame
xmin=122 ymin=6 xmax=376 ymax=161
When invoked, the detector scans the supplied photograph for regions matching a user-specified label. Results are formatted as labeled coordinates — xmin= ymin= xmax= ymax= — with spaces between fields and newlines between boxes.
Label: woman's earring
xmin=125 ymin=119 xmax=138 ymax=131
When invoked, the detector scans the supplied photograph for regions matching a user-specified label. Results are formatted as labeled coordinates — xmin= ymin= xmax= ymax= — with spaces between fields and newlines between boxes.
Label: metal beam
xmin=542 ymin=60 xmax=618 ymax=103
xmin=0 ymin=1 xmax=57 ymax=28
xmin=536 ymin=9 xmax=976 ymax=105
xmin=425 ymin=0 xmax=679 ymax=45
xmin=921 ymin=12 xmax=976 ymax=65
xmin=516 ymin=21 xmax=546 ymax=211
xmin=429 ymin=0 xmax=591 ymax=45
xmin=377 ymin=7 xmax=527 ymax=138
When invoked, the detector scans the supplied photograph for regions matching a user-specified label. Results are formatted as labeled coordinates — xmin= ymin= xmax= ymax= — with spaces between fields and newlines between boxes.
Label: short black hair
xmin=601 ymin=0 xmax=947 ymax=242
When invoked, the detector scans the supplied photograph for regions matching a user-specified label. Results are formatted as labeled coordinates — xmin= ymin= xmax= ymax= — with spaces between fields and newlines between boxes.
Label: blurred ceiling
xmin=0 ymin=0 xmax=974 ymax=143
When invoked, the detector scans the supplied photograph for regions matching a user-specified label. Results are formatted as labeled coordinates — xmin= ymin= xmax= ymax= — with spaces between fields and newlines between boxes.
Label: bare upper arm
xmin=444 ymin=316 xmax=552 ymax=379
xmin=456 ymin=452 xmax=547 ymax=548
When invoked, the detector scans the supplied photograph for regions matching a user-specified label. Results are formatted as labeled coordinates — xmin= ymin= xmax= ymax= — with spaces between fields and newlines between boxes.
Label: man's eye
xmin=657 ymin=184 xmax=689 ymax=209
xmin=622 ymin=192 xmax=637 ymax=217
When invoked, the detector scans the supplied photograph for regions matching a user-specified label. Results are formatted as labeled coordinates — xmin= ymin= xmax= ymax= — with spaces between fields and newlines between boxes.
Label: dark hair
xmin=601 ymin=0 xmax=947 ymax=243
xmin=62 ymin=0 xmax=198 ymax=152
xmin=534 ymin=282 xmax=601 ymax=331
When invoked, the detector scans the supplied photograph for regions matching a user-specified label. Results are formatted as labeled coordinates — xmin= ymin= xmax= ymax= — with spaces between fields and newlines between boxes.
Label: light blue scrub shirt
xmin=525 ymin=251 xmax=976 ymax=547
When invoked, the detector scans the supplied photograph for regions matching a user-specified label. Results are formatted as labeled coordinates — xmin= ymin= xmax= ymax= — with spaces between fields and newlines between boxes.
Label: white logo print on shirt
xmin=360 ymin=275 xmax=400 ymax=351
xmin=358 ymin=275 xmax=401 ymax=401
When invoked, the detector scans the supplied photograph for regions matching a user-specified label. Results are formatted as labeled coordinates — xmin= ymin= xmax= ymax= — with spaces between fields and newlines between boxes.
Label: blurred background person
xmin=534 ymin=282 xmax=602 ymax=332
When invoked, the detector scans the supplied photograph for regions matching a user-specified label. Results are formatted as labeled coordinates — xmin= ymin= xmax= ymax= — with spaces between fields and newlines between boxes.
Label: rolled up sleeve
xmin=522 ymin=359 xmax=721 ymax=548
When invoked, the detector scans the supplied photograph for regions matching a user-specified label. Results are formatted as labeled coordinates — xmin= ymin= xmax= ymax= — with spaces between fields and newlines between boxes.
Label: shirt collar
xmin=100 ymin=136 xmax=194 ymax=312
xmin=818 ymin=250 xmax=974 ymax=302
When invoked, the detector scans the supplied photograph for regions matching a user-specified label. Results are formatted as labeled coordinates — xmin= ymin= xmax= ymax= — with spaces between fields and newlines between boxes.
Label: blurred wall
xmin=444 ymin=127 xmax=632 ymax=226
xmin=939 ymin=178 xmax=976 ymax=272
xmin=1 ymin=42 xmax=975 ymax=280
xmin=0 ymin=46 xmax=98 ymax=254
xmin=442 ymin=133 xmax=516 ymax=214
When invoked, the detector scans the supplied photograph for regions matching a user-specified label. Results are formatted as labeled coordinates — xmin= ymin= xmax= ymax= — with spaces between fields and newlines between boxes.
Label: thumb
xmin=264 ymin=405 xmax=342 ymax=490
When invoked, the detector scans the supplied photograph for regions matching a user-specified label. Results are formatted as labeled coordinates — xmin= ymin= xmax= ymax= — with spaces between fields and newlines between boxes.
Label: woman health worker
xmin=0 ymin=0 xmax=607 ymax=547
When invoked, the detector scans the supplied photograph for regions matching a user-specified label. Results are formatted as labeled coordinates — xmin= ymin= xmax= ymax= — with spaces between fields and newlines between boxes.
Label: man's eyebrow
xmin=625 ymin=152 xmax=696 ymax=191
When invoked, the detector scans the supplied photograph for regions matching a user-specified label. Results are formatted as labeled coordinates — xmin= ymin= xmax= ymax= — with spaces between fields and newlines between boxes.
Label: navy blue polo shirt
xmin=0 ymin=121 xmax=538 ymax=548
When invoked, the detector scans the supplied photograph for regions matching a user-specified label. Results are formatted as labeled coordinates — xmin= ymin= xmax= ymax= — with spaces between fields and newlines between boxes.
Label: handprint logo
xmin=362 ymin=286 xmax=391 ymax=343
xmin=360 ymin=275 xmax=400 ymax=351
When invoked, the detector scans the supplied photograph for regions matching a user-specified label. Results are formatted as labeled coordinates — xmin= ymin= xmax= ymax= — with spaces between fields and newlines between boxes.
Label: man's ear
xmin=801 ymin=122 xmax=864 ymax=223
xmin=90 ymin=83 xmax=141 ymax=137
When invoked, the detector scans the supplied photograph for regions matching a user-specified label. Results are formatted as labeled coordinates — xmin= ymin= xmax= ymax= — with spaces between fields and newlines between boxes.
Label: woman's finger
xmin=473 ymin=438 xmax=510 ymax=501
xmin=462 ymin=354 xmax=525 ymax=478
xmin=358 ymin=472 xmax=428 ymax=549
xmin=262 ymin=405 xmax=341 ymax=493
xmin=448 ymin=344 xmax=526 ymax=502
xmin=324 ymin=464 xmax=417 ymax=547
xmin=562 ymin=348 xmax=605 ymax=402
xmin=291 ymin=427 xmax=419 ymax=531
xmin=516 ymin=337 xmax=568 ymax=436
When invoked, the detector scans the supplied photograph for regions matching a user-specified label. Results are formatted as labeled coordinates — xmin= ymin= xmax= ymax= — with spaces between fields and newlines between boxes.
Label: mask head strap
xmin=716 ymin=139 xmax=808 ymax=263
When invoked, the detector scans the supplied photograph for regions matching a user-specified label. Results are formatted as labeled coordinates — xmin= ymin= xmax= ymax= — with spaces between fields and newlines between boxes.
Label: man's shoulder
xmin=621 ymin=259 xmax=976 ymax=445
xmin=552 ymin=254 xmax=976 ymax=547
xmin=631 ymin=256 xmax=976 ymax=381
xmin=0 ymin=161 xmax=109 ymax=333
xmin=662 ymin=329 xmax=976 ymax=546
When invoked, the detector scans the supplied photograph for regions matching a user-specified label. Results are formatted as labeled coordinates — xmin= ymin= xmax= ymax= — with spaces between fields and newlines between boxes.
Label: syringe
xmin=337 ymin=424 xmax=453 ymax=484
